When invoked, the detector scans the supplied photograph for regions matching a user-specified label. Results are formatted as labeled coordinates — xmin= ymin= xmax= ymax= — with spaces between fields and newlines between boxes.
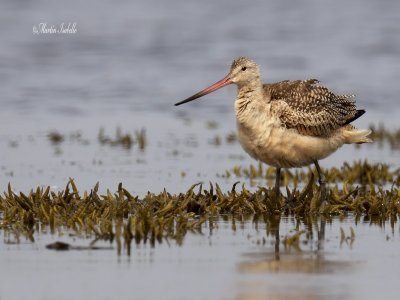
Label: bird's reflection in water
xmin=237 ymin=216 xmax=355 ymax=300
xmin=239 ymin=216 xmax=352 ymax=273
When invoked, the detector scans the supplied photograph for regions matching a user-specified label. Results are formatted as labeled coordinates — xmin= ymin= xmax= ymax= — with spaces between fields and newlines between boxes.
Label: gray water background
xmin=1 ymin=0 xmax=400 ymax=194
xmin=0 ymin=0 xmax=400 ymax=299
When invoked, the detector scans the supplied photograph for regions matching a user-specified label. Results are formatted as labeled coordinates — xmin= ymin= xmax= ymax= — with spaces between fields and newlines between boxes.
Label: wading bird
xmin=175 ymin=57 xmax=371 ymax=200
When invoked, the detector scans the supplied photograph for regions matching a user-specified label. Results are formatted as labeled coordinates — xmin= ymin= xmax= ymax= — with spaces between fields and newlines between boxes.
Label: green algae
xmin=206 ymin=120 xmax=219 ymax=129
xmin=369 ymin=123 xmax=400 ymax=149
xmin=47 ymin=131 xmax=65 ymax=145
xmin=98 ymin=128 xmax=133 ymax=149
xmin=223 ymin=160 xmax=400 ymax=186
xmin=1 ymin=161 xmax=399 ymax=254
xmin=5 ymin=124 xmax=400 ymax=254
xmin=97 ymin=127 xmax=146 ymax=150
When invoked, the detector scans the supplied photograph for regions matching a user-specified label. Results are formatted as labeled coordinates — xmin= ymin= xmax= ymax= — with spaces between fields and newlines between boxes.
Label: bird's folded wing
xmin=264 ymin=79 xmax=357 ymax=137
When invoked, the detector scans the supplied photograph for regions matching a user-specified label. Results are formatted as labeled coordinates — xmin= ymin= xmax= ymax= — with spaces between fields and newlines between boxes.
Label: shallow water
xmin=1 ymin=0 xmax=400 ymax=299
xmin=1 ymin=0 xmax=400 ymax=194
xmin=1 ymin=216 xmax=399 ymax=300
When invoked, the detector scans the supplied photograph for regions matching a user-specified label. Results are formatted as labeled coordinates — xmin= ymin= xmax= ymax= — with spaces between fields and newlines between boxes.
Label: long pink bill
xmin=175 ymin=75 xmax=232 ymax=106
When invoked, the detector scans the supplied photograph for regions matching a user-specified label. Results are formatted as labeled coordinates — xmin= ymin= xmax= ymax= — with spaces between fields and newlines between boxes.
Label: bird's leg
xmin=274 ymin=167 xmax=281 ymax=198
xmin=313 ymin=160 xmax=327 ymax=203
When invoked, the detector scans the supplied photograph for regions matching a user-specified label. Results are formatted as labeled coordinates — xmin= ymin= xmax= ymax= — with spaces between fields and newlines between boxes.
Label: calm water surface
xmin=1 ymin=0 xmax=399 ymax=194
xmin=1 ymin=216 xmax=399 ymax=300
xmin=1 ymin=0 xmax=400 ymax=299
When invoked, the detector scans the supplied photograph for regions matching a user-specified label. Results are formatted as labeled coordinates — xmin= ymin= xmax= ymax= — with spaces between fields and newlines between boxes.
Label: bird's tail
xmin=342 ymin=125 xmax=372 ymax=144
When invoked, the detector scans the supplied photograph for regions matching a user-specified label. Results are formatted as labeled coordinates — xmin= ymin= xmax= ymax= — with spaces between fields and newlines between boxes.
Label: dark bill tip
xmin=174 ymin=75 xmax=231 ymax=106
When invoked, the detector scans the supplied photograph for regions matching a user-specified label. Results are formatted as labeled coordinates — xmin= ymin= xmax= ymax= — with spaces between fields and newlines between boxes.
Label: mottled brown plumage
xmin=265 ymin=79 xmax=361 ymax=137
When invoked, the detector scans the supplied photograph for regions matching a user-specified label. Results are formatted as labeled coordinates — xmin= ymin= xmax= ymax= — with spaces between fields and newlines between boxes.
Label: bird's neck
xmin=237 ymin=75 xmax=262 ymax=90
xmin=235 ymin=80 xmax=269 ymax=124
xmin=235 ymin=78 xmax=265 ymax=105
xmin=236 ymin=76 xmax=264 ymax=99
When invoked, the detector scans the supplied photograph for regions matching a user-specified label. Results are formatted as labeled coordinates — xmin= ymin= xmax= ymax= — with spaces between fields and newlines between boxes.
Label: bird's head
xmin=175 ymin=57 xmax=260 ymax=106
xmin=227 ymin=57 xmax=260 ymax=87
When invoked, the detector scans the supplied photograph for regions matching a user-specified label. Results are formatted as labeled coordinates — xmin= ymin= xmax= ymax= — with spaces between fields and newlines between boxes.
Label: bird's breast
xmin=235 ymin=101 xmax=281 ymax=164
xmin=235 ymin=102 xmax=346 ymax=168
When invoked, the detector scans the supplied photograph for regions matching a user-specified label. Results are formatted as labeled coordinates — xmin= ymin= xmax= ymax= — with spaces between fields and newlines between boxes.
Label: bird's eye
xmin=241 ymin=66 xmax=247 ymax=71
